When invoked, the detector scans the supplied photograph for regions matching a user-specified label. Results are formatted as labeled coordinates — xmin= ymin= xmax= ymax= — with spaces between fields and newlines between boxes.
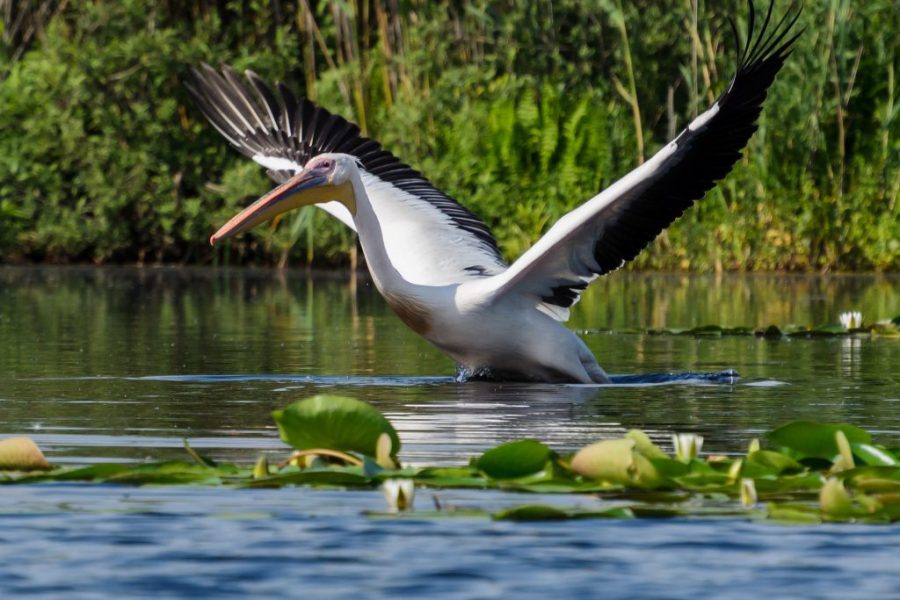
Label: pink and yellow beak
xmin=209 ymin=169 xmax=328 ymax=245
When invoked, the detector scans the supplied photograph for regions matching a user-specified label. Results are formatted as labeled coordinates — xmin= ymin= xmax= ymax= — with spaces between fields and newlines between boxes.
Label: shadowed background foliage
xmin=0 ymin=0 xmax=897 ymax=270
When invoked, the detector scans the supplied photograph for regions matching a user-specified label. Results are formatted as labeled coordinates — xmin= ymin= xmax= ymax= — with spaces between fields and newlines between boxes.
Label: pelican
xmin=187 ymin=1 xmax=801 ymax=383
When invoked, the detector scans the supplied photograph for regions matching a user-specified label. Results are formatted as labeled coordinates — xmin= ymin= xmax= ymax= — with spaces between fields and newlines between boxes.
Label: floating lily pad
xmin=493 ymin=504 xmax=571 ymax=521
xmin=105 ymin=461 xmax=228 ymax=485
xmin=272 ymin=395 xmax=400 ymax=459
xmin=850 ymin=443 xmax=897 ymax=466
xmin=683 ymin=324 xmax=724 ymax=336
xmin=767 ymin=503 xmax=822 ymax=523
xmin=475 ymin=440 xmax=552 ymax=479
xmin=842 ymin=466 xmax=900 ymax=489
xmin=745 ymin=450 xmax=804 ymax=474
xmin=493 ymin=504 xmax=634 ymax=521
xmin=4 ymin=396 xmax=900 ymax=524
xmin=768 ymin=421 xmax=871 ymax=459
xmin=245 ymin=469 xmax=371 ymax=488
xmin=808 ymin=324 xmax=848 ymax=337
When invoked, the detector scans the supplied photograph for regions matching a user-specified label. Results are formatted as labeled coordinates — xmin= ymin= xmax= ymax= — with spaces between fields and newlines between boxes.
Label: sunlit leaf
xmin=475 ymin=439 xmax=552 ymax=479
xmin=272 ymin=396 xmax=400 ymax=459
xmin=768 ymin=421 xmax=871 ymax=459
xmin=746 ymin=450 xmax=803 ymax=474
xmin=851 ymin=443 xmax=897 ymax=466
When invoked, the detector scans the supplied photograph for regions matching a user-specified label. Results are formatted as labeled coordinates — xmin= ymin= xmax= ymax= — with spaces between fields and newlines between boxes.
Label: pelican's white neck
xmin=348 ymin=168 xmax=414 ymax=296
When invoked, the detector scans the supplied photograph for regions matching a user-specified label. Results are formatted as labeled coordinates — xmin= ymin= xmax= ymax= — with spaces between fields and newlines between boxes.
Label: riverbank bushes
xmin=0 ymin=1 xmax=897 ymax=270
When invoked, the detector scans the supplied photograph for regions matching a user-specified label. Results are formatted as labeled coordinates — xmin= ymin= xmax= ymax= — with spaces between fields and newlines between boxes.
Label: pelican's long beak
xmin=210 ymin=170 xmax=328 ymax=245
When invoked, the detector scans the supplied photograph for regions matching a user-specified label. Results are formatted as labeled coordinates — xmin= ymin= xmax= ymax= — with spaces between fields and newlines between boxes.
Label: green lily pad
xmin=871 ymin=322 xmax=900 ymax=336
xmin=684 ymin=325 xmax=723 ymax=336
xmin=752 ymin=472 xmax=825 ymax=495
xmin=722 ymin=326 xmax=754 ymax=335
xmin=841 ymin=466 xmax=900 ymax=488
xmin=11 ymin=461 xmax=241 ymax=486
xmin=244 ymin=469 xmax=371 ymax=488
xmin=767 ymin=503 xmax=822 ymax=523
xmin=107 ymin=461 xmax=233 ymax=485
xmin=648 ymin=457 xmax=691 ymax=478
xmin=493 ymin=504 xmax=571 ymax=521
xmin=768 ymin=421 xmax=871 ymax=459
xmin=272 ymin=395 xmax=400 ymax=459
xmin=746 ymin=450 xmax=804 ymax=474
xmin=493 ymin=504 xmax=634 ymax=521
xmin=851 ymin=443 xmax=897 ymax=466
xmin=412 ymin=466 xmax=488 ymax=489
xmin=810 ymin=323 xmax=848 ymax=336
xmin=475 ymin=439 xmax=552 ymax=479
xmin=851 ymin=478 xmax=900 ymax=494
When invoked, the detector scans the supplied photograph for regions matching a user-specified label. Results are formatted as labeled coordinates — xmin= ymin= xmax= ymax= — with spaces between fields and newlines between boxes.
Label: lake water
xmin=1 ymin=266 xmax=898 ymax=598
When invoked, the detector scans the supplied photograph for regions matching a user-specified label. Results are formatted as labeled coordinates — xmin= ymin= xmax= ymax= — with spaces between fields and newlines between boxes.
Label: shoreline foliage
xmin=0 ymin=0 xmax=897 ymax=270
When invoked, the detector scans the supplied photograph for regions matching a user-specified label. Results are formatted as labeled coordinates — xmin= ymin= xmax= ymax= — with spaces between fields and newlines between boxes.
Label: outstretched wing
xmin=481 ymin=0 xmax=802 ymax=320
xmin=186 ymin=64 xmax=504 ymax=265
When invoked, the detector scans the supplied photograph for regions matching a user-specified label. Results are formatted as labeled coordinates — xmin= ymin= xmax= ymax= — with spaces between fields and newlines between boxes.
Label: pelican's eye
xmin=317 ymin=159 xmax=334 ymax=171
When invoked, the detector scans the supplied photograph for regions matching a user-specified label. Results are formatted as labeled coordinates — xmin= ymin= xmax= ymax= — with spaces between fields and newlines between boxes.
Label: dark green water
xmin=1 ymin=266 xmax=898 ymax=598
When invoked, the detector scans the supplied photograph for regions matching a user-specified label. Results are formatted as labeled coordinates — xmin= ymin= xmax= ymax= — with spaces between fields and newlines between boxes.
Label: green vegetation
xmin=4 ymin=395 xmax=900 ymax=524
xmin=584 ymin=314 xmax=900 ymax=337
xmin=0 ymin=1 xmax=897 ymax=270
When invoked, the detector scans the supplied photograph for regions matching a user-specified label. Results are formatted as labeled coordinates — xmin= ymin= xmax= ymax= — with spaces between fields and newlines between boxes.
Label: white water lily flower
xmin=382 ymin=479 xmax=415 ymax=511
xmin=839 ymin=311 xmax=863 ymax=330
xmin=672 ymin=433 xmax=704 ymax=462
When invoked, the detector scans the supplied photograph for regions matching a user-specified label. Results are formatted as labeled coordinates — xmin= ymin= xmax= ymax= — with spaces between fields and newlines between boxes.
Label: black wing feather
xmin=186 ymin=65 xmax=506 ymax=261
xmin=589 ymin=0 xmax=802 ymax=275
xmin=492 ymin=0 xmax=802 ymax=312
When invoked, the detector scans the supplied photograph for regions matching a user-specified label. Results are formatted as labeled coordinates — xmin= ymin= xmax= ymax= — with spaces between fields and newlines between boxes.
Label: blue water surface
xmin=1 ymin=267 xmax=898 ymax=598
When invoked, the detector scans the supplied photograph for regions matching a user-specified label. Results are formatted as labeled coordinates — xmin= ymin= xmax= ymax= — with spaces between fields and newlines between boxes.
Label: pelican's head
xmin=210 ymin=153 xmax=359 ymax=245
